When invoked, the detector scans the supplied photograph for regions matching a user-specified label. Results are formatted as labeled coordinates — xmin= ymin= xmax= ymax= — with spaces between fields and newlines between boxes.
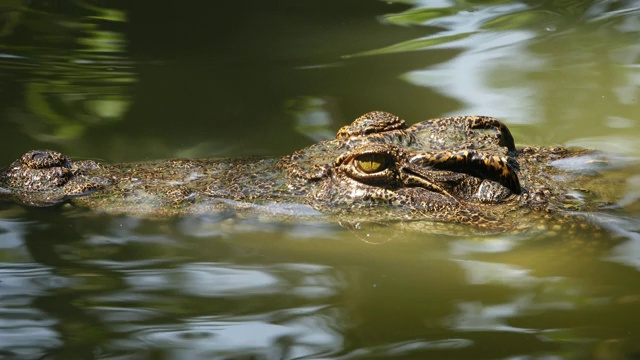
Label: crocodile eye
xmin=354 ymin=153 xmax=389 ymax=174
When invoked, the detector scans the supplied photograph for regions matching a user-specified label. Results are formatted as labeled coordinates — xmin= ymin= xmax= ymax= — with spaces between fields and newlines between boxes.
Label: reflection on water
xmin=0 ymin=0 xmax=640 ymax=359
xmin=0 ymin=1 xmax=134 ymax=144
xmin=98 ymin=261 xmax=346 ymax=358
xmin=0 ymin=210 xmax=638 ymax=358
xmin=0 ymin=264 xmax=66 ymax=358
xmin=356 ymin=1 xmax=640 ymax=149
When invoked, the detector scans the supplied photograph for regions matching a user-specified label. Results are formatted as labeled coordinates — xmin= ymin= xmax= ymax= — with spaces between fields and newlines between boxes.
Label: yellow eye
xmin=354 ymin=153 xmax=389 ymax=174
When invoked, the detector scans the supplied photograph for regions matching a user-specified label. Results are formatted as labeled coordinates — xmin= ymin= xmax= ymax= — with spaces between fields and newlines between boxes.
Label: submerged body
xmin=0 ymin=112 xmax=613 ymax=228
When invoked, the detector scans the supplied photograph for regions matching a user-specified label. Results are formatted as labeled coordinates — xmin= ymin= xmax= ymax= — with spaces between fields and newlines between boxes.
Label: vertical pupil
xmin=356 ymin=154 xmax=387 ymax=173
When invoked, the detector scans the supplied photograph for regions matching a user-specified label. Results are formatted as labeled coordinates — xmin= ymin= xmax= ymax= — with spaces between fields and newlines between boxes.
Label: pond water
xmin=1 ymin=0 xmax=640 ymax=358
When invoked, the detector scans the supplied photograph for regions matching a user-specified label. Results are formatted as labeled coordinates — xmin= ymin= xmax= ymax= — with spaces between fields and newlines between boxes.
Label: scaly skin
xmin=0 ymin=112 xmax=605 ymax=227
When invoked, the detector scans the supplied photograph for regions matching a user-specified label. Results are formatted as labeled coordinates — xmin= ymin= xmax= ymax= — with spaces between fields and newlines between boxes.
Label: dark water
xmin=1 ymin=1 xmax=640 ymax=359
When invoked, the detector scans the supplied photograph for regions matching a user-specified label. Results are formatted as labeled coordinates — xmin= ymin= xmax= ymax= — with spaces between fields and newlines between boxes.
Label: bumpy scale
xmin=0 ymin=111 xmax=603 ymax=227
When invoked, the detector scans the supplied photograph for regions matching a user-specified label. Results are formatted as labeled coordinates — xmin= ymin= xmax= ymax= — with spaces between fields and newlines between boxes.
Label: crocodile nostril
xmin=32 ymin=152 xmax=46 ymax=161
xmin=20 ymin=150 xmax=68 ymax=169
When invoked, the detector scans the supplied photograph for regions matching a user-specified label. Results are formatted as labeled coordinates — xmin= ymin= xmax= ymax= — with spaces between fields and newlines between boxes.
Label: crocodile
xmin=0 ymin=111 xmax=615 ymax=228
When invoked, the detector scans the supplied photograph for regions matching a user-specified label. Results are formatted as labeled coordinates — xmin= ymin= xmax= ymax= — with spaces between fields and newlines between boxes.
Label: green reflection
xmin=345 ymin=31 xmax=474 ymax=57
xmin=351 ymin=0 xmax=640 ymax=149
xmin=285 ymin=96 xmax=338 ymax=142
xmin=481 ymin=9 xmax=552 ymax=29
xmin=77 ymin=30 xmax=127 ymax=53
xmin=383 ymin=6 xmax=459 ymax=26
xmin=77 ymin=1 xmax=127 ymax=22
xmin=2 ymin=1 xmax=135 ymax=142
xmin=0 ymin=0 xmax=24 ymax=37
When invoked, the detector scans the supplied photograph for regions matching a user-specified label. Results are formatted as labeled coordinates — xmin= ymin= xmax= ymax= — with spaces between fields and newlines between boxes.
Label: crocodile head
xmin=281 ymin=111 xmax=591 ymax=226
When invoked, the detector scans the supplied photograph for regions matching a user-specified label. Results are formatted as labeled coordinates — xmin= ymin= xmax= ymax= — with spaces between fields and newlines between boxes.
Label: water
xmin=1 ymin=0 xmax=640 ymax=358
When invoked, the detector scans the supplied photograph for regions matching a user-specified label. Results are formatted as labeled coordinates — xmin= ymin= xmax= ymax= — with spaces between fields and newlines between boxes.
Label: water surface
xmin=1 ymin=1 xmax=640 ymax=358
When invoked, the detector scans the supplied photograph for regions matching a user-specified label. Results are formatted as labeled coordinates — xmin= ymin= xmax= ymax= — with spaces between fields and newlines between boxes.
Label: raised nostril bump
xmin=20 ymin=150 xmax=68 ymax=169
xmin=32 ymin=152 xmax=45 ymax=161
